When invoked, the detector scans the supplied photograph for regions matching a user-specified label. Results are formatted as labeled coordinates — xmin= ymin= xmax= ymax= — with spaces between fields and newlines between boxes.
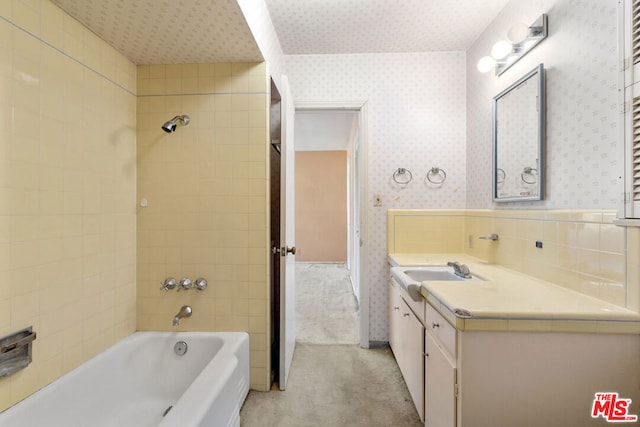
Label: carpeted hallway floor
xmin=295 ymin=263 xmax=359 ymax=344
xmin=240 ymin=263 xmax=422 ymax=427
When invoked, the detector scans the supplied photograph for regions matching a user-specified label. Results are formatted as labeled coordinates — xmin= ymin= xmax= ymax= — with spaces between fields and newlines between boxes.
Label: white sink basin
xmin=391 ymin=266 xmax=484 ymax=302
xmin=403 ymin=269 xmax=465 ymax=282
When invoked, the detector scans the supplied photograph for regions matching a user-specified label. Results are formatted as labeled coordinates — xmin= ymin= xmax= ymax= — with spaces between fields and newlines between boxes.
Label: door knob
xmin=273 ymin=246 xmax=297 ymax=256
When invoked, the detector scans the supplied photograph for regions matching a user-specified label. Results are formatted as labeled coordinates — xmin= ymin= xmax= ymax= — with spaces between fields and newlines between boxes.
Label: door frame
xmin=294 ymin=99 xmax=370 ymax=349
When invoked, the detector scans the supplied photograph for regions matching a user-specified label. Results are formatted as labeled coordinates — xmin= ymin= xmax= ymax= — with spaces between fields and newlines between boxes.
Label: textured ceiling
xmin=49 ymin=0 xmax=264 ymax=64
xmin=51 ymin=0 xmax=511 ymax=65
xmin=264 ymin=0 xmax=512 ymax=54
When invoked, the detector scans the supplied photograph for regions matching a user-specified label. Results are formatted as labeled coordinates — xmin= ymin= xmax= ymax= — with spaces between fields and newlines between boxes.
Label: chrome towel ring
xmin=425 ymin=167 xmax=447 ymax=185
xmin=521 ymin=167 xmax=537 ymax=184
xmin=392 ymin=168 xmax=413 ymax=185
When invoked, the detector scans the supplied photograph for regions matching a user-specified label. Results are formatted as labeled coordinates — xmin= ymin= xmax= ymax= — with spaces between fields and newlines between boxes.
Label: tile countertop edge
xmin=389 ymin=252 xmax=640 ymax=334
xmin=424 ymin=290 xmax=640 ymax=334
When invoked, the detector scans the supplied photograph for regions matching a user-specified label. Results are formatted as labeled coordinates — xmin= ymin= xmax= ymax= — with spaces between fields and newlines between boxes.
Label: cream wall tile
xmin=600 ymin=279 xmax=625 ymax=307
xmin=392 ymin=209 xmax=635 ymax=310
xmin=136 ymin=62 xmax=270 ymax=391
xmin=0 ymin=2 xmax=137 ymax=411
xmin=600 ymin=224 xmax=625 ymax=254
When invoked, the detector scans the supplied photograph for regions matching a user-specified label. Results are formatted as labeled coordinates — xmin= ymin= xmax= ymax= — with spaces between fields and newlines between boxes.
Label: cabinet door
xmin=425 ymin=332 xmax=456 ymax=427
xmin=388 ymin=283 xmax=402 ymax=354
xmin=403 ymin=301 xmax=424 ymax=421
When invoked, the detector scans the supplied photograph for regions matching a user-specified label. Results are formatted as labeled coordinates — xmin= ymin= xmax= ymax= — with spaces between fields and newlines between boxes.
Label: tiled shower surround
xmin=0 ymin=3 xmax=273 ymax=410
xmin=0 ymin=0 xmax=137 ymax=410
xmin=136 ymin=62 xmax=271 ymax=391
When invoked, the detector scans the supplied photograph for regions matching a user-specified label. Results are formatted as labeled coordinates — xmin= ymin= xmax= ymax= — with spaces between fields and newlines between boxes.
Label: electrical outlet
xmin=374 ymin=195 xmax=383 ymax=207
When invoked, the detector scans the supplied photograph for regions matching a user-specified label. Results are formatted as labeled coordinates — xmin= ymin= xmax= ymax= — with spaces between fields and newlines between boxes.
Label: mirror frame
xmin=492 ymin=63 xmax=545 ymax=202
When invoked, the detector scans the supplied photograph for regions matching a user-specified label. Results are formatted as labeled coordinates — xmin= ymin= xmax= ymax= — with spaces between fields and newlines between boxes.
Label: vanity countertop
xmin=388 ymin=253 xmax=640 ymax=333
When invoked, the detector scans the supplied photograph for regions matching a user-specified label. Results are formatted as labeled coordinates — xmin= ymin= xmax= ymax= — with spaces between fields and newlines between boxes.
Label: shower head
xmin=161 ymin=115 xmax=190 ymax=133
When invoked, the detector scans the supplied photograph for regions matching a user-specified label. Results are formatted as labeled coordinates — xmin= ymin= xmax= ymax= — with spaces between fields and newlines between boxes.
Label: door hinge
xmin=454 ymin=383 xmax=459 ymax=398
xmin=623 ymin=101 xmax=631 ymax=114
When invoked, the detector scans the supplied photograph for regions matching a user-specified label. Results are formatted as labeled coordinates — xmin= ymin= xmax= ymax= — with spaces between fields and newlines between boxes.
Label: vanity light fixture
xmin=477 ymin=14 xmax=548 ymax=76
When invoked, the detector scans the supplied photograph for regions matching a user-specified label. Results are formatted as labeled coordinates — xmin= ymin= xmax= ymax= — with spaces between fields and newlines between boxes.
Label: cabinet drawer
xmin=426 ymin=304 xmax=456 ymax=358
xmin=390 ymin=277 xmax=425 ymax=324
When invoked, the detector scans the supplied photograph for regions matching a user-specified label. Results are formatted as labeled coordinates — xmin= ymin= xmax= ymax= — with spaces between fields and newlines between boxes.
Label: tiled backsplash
xmin=388 ymin=209 xmax=633 ymax=309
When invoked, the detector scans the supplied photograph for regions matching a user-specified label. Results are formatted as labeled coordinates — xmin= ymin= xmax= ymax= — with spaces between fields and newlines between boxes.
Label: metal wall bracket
xmin=0 ymin=327 xmax=36 ymax=377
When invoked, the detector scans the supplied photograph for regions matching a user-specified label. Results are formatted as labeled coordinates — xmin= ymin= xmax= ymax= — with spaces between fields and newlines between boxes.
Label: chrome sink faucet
xmin=173 ymin=305 xmax=192 ymax=326
xmin=447 ymin=261 xmax=471 ymax=279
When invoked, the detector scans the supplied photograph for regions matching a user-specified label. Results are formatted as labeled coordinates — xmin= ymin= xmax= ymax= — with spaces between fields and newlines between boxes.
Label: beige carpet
xmin=240 ymin=343 xmax=422 ymax=427
xmin=295 ymin=263 xmax=359 ymax=344
xmin=239 ymin=263 xmax=421 ymax=427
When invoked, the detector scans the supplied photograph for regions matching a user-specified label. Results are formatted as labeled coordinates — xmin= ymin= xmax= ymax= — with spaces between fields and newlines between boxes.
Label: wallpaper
xmin=238 ymin=0 xmax=286 ymax=94
xmin=466 ymin=0 xmax=621 ymax=209
xmin=285 ymin=52 xmax=466 ymax=340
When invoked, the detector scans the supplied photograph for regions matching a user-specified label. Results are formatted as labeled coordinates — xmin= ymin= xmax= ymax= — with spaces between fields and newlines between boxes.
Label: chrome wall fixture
xmin=477 ymin=14 xmax=548 ymax=76
xmin=391 ymin=167 xmax=450 ymax=187
xmin=160 ymin=277 xmax=207 ymax=291
xmin=173 ymin=306 xmax=192 ymax=326
xmin=0 ymin=327 xmax=36 ymax=377
xmin=425 ymin=167 xmax=447 ymax=185
xmin=161 ymin=115 xmax=190 ymax=133
xmin=392 ymin=168 xmax=413 ymax=185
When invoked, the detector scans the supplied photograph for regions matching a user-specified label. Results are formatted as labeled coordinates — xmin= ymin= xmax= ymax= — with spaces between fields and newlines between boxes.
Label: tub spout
xmin=173 ymin=305 xmax=192 ymax=326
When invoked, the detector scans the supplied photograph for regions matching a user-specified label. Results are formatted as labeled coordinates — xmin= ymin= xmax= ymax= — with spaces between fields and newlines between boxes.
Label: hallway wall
xmin=295 ymin=151 xmax=348 ymax=262
xmin=285 ymin=52 xmax=466 ymax=341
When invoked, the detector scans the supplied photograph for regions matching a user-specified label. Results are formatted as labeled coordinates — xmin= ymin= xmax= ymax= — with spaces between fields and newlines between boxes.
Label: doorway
xmin=294 ymin=101 xmax=369 ymax=349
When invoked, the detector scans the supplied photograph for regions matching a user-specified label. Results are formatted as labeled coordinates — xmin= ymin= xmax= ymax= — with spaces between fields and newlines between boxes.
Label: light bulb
xmin=491 ymin=40 xmax=513 ymax=60
xmin=507 ymin=22 xmax=529 ymax=44
xmin=477 ymin=56 xmax=496 ymax=73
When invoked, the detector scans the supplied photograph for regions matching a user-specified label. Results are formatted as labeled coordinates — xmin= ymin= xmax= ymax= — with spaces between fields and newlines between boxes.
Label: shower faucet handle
xmin=160 ymin=277 xmax=177 ymax=291
xmin=178 ymin=277 xmax=192 ymax=291
xmin=194 ymin=278 xmax=208 ymax=291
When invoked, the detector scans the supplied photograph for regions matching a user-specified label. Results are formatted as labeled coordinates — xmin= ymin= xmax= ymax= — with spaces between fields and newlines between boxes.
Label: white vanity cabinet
xmin=388 ymin=279 xmax=425 ymax=421
xmin=424 ymin=304 xmax=456 ymax=427
xmin=425 ymin=333 xmax=456 ymax=427
xmin=423 ymin=301 xmax=640 ymax=427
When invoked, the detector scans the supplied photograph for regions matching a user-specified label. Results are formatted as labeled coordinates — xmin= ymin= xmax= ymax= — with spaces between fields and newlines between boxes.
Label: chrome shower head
xmin=161 ymin=115 xmax=190 ymax=133
xmin=161 ymin=120 xmax=176 ymax=133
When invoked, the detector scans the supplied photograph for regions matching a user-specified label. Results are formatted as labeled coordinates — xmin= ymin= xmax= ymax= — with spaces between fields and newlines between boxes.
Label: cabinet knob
xmin=403 ymin=313 xmax=411 ymax=317
xmin=432 ymin=322 xmax=440 ymax=328
xmin=394 ymin=306 xmax=400 ymax=311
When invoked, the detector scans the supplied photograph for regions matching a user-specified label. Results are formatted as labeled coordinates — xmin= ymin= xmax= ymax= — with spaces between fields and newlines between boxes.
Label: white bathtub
xmin=0 ymin=331 xmax=250 ymax=427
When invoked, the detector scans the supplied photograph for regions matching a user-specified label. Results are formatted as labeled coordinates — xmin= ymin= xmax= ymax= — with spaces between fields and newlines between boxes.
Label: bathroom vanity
xmin=388 ymin=254 xmax=640 ymax=427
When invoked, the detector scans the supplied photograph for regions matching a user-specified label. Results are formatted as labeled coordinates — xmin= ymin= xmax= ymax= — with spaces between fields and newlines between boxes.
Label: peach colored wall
xmin=0 ymin=1 xmax=137 ymax=411
xmin=136 ymin=62 xmax=271 ymax=391
xmin=295 ymin=151 xmax=348 ymax=262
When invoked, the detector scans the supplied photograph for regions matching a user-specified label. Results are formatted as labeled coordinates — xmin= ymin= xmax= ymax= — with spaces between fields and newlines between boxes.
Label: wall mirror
xmin=493 ymin=63 xmax=545 ymax=202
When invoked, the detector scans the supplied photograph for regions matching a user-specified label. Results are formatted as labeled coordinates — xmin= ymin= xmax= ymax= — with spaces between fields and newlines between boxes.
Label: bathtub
xmin=0 ymin=331 xmax=250 ymax=427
